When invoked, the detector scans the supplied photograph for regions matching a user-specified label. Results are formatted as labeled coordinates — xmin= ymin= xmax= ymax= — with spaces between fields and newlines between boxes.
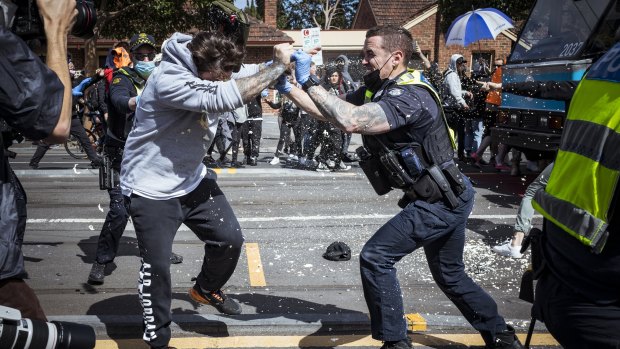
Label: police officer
xmin=278 ymin=25 xmax=522 ymax=349
xmin=88 ymin=33 xmax=182 ymax=285
xmin=530 ymin=31 xmax=620 ymax=348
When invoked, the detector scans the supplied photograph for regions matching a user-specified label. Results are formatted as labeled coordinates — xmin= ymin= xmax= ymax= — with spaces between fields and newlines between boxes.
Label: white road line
xmin=26 ymin=214 xmax=540 ymax=224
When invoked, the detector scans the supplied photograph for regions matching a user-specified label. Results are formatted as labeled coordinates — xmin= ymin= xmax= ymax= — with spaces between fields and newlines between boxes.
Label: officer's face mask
xmin=135 ymin=60 xmax=156 ymax=79
xmin=0 ymin=0 xmax=17 ymax=29
xmin=363 ymin=53 xmax=393 ymax=94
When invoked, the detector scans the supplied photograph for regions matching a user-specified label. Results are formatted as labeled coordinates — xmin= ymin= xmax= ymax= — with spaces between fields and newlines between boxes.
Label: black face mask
xmin=362 ymin=54 xmax=393 ymax=94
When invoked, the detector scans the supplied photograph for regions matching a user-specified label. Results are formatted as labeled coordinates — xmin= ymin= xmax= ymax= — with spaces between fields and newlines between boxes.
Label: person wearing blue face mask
xmin=87 ymin=33 xmax=184 ymax=286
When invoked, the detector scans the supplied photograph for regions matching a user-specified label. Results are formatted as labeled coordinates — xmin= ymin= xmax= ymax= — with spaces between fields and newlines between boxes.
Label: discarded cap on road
xmin=323 ymin=241 xmax=351 ymax=261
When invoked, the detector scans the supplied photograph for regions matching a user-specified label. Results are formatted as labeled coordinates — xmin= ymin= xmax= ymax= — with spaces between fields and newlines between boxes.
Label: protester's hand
xmin=71 ymin=77 xmax=92 ymax=97
xmin=273 ymin=43 xmax=294 ymax=67
xmin=274 ymin=74 xmax=292 ymax=94
xmin=487 ymin=82 xmax=502 ymax=90
xmin=414 ymin=40 xmax=423 ymax=56
xmin=291 ymin=50 xmax=313 ymax=84
xmin=37 ymin=0 xmax=77 ymax=35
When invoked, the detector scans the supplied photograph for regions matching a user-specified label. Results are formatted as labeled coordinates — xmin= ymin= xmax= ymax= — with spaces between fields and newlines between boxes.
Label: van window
xmin=510 ymin=0 xmax=612 ymax=62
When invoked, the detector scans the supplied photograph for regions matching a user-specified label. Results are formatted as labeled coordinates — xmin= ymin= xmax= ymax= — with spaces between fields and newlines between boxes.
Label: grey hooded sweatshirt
xmin=440 ymin=54 xmax=468 ymax=109
xmin=120 ymin=32 xmax=259 ymax=199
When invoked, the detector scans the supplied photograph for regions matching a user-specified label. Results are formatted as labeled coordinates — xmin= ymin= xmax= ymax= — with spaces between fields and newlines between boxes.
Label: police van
xmin=492 ymin=0 xmax=620 ymax=160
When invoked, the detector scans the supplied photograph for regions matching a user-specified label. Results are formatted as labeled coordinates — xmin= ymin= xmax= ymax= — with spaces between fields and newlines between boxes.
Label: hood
xmin=336 ymin=54 xmax=350 ymax=69
xmin=161 ymin=32 xmax=199 ymax=76
xmin=449 ymin=54 xmax=463 ymax=72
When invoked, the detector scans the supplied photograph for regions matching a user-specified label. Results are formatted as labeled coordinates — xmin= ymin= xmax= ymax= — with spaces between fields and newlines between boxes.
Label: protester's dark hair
xmin=188 ymin=31 xmax=245 ymax=75
xmin=366 ymin=25 xmax=413 ymax=66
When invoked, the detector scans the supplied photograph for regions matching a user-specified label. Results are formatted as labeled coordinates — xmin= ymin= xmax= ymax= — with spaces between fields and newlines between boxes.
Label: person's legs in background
xmin=493 ymin=162 xmax=554 ymax=258
xmin=29 ymin=143 xmax=50 ymax=169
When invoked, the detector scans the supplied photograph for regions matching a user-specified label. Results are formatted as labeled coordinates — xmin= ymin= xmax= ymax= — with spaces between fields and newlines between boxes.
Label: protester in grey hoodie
xmin=119 ymin=31 xmax=293 ymax=349
xmin=441 ymin=53 xmax=473 ymax=160
xmin=441 ymin=54 xmax=472 ymax=110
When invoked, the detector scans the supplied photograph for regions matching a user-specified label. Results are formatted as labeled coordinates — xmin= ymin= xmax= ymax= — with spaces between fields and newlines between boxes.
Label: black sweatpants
xmin=129 ymin=176 xmax=244 ymax=348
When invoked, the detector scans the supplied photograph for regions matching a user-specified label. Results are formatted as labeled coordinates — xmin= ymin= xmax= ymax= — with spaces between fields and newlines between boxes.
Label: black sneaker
xmin=29 ymin=162 xmax=39 ymax=169
xmin=170 ymin=252 xmax=183 ymax=264
xmin=380 ymin=338 xmax=413 ymax=349
xmin=230 ymin=161 xmax=245 ymax=168
xmin=88 ymin=262 xmax=106 ymax=285
xmin=188 ymin=284 xmax=241 ymax=315
xmin=488 ymin=325 xmax=523 ymax=349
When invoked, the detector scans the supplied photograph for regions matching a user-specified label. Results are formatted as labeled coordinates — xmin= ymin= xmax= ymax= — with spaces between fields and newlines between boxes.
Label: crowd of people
xmin=1 ymin=1 xmax=618 ymax=349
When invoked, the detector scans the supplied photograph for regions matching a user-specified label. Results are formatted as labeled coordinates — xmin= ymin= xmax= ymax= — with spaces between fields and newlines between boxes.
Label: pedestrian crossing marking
xmin=246 ymin=242 xmax=267 ymax=287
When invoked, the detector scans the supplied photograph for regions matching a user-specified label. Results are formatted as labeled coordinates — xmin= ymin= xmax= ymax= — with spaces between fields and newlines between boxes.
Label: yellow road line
xmin=246 ymin=242 xmax=267 ymax=286
xmin=94 ymin=333 xmax=559 ymax=348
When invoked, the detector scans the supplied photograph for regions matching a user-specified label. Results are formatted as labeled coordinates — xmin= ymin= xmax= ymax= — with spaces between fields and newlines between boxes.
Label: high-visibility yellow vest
xmin=364 ymin=69 xmax=456 ymax=149
xmin=532 ymin=43 xmax=620 ymax=253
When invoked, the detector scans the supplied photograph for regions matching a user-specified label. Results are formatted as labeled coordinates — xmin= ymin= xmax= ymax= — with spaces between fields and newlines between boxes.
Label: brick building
xmin=67 ymin=0 xmax=518 ymax=111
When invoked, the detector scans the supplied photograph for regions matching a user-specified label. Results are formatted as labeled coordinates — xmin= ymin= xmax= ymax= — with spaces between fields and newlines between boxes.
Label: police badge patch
xmin=388 ymin=88 xmax=403 ymax=97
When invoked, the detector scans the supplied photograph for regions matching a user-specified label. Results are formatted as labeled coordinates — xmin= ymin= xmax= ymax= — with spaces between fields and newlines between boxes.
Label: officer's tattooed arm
xmin=236 ymin=63 xmax=286 ymax=104
xmin=303 ymin=86 xmax=391 ymax=135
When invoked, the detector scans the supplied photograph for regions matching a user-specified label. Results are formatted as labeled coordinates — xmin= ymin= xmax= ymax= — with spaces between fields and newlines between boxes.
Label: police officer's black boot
xmin=88 ymin=262 xmax=106 ymax=285
xmin=379 ymin=338 xmax=413 ymax=349
xmin=488 ymin=325 xmax=523 ymax=349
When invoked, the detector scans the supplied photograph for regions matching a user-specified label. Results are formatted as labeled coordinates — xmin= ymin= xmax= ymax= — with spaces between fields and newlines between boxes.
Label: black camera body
xmin=10 ymin=0 xmax=96 ymax=41
xmin=0 ymin=305 xmax=96 ymax=349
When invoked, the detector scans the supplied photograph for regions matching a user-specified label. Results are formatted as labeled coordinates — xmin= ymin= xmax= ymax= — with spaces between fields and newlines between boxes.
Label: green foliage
xmin=244 ymin=0 xmax=262 ymax=20
xmin=93 ymin=0 xmax=229 ymax=43
xmin=438 ymin=0 xmax=536 ymax=33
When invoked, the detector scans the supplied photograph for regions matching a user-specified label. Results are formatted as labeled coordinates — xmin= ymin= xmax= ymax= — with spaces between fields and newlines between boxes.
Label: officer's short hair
xmin=366 ymin=25 xmax=413 ymax=66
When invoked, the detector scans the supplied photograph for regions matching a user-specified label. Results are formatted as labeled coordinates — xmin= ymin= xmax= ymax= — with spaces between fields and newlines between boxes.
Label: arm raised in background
xmin=38 ymin=0 xmax=78 ymax=143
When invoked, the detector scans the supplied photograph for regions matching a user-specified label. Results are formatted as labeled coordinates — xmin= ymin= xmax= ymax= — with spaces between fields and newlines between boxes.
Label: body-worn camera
xmin=0 ymin=305 xmax=96 ymax=349
xmin=7 ymin=0 xmax=97 ymax=40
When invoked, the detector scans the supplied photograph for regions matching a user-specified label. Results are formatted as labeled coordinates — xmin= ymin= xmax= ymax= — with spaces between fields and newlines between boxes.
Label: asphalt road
xmin=6 ymin=116 xmax=558 ymax=348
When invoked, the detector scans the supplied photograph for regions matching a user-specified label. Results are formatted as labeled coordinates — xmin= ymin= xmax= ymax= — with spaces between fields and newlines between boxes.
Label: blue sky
xmin=234 ymin=0 xmax=246 ymax=10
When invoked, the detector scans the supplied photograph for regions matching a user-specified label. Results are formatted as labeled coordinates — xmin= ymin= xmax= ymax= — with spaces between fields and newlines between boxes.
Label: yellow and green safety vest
xmin=532 ymin=43 xmax=620 ymax=253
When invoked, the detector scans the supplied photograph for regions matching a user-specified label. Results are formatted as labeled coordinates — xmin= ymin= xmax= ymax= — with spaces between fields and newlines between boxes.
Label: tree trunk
xmin=84 ymin=33 xmax=99 ymax=75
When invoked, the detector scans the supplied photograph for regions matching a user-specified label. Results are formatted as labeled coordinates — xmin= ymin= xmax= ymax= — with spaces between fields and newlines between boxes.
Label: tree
xmin=276 ymin=0 xmax=359 ymax=30
xmin=244 ymin=0 xmax=261 ymax=20
xmin=83 ymin=0 xmax=218 ymax=74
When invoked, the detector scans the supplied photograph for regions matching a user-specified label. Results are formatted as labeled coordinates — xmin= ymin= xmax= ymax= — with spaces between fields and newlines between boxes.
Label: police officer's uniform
xmin=93 ymin=67 xmax=143 ymax=267
xmin=346 ymin=70 xmax=511 ymax=345
xmin=531 ymin=42 xmax=620 ymax=348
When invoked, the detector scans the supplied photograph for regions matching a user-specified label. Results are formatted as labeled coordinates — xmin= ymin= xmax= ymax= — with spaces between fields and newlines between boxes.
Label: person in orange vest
xmin=471 ymin=57 xmax=505 ymax=169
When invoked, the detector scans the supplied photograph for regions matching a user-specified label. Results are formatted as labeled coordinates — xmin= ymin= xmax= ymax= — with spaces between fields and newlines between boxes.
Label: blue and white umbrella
xmin=445 ymin=8 xmax=514 ymax=47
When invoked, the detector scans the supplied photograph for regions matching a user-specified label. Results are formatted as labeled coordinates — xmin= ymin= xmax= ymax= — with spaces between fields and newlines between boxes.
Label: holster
xmin=518 ymin=227 xmax=547 ymax=304
xmin=98 ymin=154 xmax=116 ymax=190
xmin=358 ymin=154 xmax=393 ymax=196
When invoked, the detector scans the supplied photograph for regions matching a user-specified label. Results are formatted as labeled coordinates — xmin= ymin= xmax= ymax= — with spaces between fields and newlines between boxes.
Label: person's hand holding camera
xmin=36 ymin=0 xmax=78 ymax=36
xmin=38 ymin=0 xmax=79 ymax=143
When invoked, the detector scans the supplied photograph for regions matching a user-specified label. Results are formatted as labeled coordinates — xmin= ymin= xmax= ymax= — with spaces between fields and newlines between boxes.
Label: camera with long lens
xmin=0 ymin=305 xmax=95 ymax=349
xmin=5 ymin=0 xmax=97 ymax=41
